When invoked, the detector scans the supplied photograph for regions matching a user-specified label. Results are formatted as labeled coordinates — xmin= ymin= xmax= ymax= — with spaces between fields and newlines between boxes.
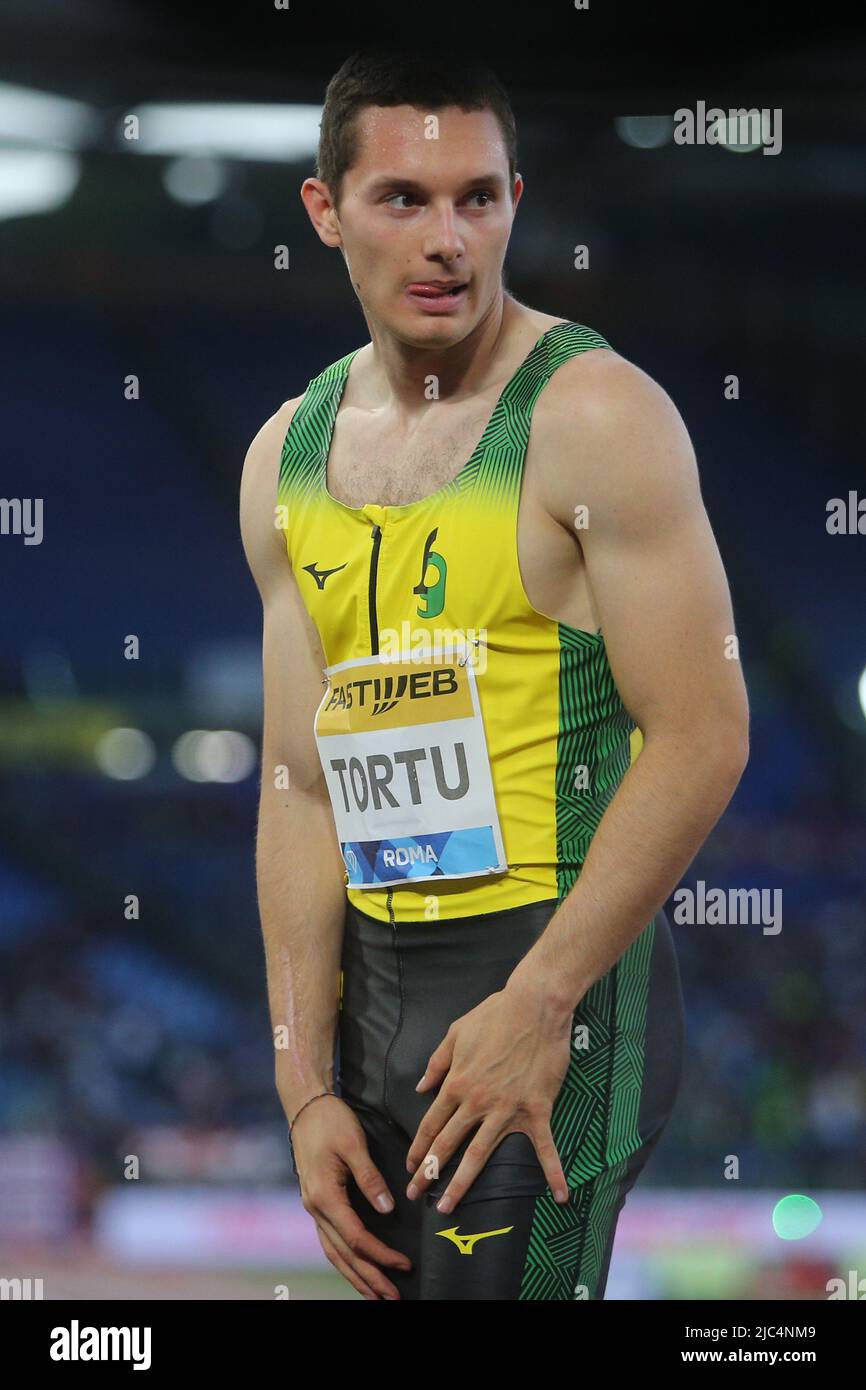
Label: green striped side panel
xmin=555 ymin=626 xmax=636 ymax=900
xmin=519 ymin=1159 xmax=632 ymax=1300
xmin=277 ymin=349 xmax=359 ymax=503
xmin=471 ymin=322 xmax=612 ymax=503
xmin=518 ymin=613 xmax=655 ymax=1298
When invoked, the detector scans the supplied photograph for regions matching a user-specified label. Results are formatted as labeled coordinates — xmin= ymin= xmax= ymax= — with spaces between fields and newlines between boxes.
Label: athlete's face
xmin=306 ymin=104 xmax=522 ymax=345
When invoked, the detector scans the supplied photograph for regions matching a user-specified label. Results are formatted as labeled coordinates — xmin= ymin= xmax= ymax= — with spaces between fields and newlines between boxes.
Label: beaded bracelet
xmin=288 ymin=1089 xmax=338 ymax=1134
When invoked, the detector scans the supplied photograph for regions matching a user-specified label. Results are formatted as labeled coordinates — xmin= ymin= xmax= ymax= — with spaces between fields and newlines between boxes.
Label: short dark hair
xmin=316 ymin=49 xmax=518 ymax=211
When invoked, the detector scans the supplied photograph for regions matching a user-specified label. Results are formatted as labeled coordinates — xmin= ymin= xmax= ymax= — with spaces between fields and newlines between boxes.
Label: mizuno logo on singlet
xmin=435 ymin=1225 xmax=514 ymax=1255
xmin=303 ymin=561 xmax=347 ymax=589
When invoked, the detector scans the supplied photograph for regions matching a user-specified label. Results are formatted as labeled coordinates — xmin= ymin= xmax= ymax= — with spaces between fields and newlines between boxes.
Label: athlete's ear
xmin=300 ymin=177 xmax=343 ymax=248
xmin=511 ymin=173 xmax=524 ymax=212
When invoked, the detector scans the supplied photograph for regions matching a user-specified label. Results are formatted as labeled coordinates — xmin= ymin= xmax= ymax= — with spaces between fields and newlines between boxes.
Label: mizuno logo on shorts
xmin=435 ymin=1225 xmax=514 ymax=1255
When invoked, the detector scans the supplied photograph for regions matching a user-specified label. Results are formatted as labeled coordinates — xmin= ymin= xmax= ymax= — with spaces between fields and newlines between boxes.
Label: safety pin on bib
xmin=457 ymin=638 xmax=481 ymax=668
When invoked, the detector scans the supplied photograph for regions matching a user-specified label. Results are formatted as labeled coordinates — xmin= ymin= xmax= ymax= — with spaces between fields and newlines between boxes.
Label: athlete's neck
xmin=357 ymin=294 xmax=536 ymax=420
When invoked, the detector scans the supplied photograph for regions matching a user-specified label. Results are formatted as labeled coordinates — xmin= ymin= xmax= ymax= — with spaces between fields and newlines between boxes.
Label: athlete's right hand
xmin=291 ymin=1095 xmax=412 ymax=1300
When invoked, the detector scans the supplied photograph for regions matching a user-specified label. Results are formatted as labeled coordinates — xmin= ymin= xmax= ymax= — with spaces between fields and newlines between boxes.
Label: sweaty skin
xmin=241 ymin=100 xmax=749 ymax=1297
xmin=403 ymin=347 xmax=749 ymax=1213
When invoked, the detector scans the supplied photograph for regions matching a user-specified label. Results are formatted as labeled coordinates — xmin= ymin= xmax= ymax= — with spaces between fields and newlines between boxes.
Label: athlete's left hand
xmin=405 ymin=977 xmax=574 ymax=1210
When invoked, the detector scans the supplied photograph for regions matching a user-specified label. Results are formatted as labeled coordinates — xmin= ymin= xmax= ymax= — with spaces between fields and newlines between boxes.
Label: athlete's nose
xmin=422 ymin=199 xmax=465 ymax=265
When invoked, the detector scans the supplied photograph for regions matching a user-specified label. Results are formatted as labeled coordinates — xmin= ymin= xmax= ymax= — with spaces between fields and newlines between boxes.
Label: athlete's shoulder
xmin=242 ymin=394 xmax=305 ymax=490
xmin=534 ymin=336 xmax=698 ymax=530
xmin=244 ymin=338 xmax=366 ymax=489
xmin=240 ymin=395 xmax=307 ymax=584
xmin=542 ymin=333 xmax=685 ymax=443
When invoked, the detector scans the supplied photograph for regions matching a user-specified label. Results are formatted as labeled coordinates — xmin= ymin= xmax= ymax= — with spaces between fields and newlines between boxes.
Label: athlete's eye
xmin=384 ymin=190 xmax=495 ymax=210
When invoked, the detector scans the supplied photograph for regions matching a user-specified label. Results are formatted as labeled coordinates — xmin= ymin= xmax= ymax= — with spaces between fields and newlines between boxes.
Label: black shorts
xmin=336 ymin=895 xmax=685 ymax=1300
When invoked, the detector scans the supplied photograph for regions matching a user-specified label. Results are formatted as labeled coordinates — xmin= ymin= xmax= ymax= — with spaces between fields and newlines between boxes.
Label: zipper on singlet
xmin=368 ymin=522 xmax=382 ymax=655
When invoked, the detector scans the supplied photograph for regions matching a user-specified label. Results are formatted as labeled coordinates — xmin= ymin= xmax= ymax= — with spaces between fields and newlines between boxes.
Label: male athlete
xmin=240 ymin=50 xmax=749 ymax=1300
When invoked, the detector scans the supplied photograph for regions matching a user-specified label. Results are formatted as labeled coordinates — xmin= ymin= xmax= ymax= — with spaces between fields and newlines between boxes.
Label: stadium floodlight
xmin=0 ymin=150 xmax=80 ymax=221
xmin=95 ymin=728 xmax=156 ymax=780
xmin=614 ymin=115 xmax=674 ymax=149
xmin=0 ymin=81 xmax=98 ymax=149
xmin=119 ymin=103 xmax=322 ymax=163
xmin=858 ymin=664 xmax=866 ymax=726
xmin=172 ymin=729 xmax=257 ymax=782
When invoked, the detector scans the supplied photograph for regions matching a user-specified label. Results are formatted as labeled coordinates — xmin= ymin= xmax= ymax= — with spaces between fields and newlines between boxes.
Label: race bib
xmin=313 ymin=644 xmax=507 ymax=889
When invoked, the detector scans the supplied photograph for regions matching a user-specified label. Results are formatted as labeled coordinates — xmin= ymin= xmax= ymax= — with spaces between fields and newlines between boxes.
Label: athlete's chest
xmin=324 ymin=397 xmax=523 ymax=510
xmin=319 ymin=393 xmax=596 ymax=636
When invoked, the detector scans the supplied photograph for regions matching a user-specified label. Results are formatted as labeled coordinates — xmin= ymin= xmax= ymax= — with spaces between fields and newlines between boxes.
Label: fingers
xmin=405 ymin=1086 xmax=461 ymax=1178
xmin=415 ymin=1114 xmax=507 ymax=1212
xmin=293 ymin=1104 xmax=413 ymax=1300
xmin=316 ymin=1223 xmax=401 ymax=1301
xmin=309 ymin=1189 xmax=411 ymax=1300
xmin=408 ymin=1108 xmax=572 ymax=1214
xmin=313 ymin=1184 xmax=411 ymax=1273
xmin=300 ymin=1127 xmax=411 ymax=1270
xmin=414 ymin=1029 xmax=455 ymax=1094
xmin=344 ymin=1145 xmax=398 ymax=1218
xmin=316 ymin=1226 xmax=379 ymax=1300
xmin=529 ymin=1119 xmax=570 ymax=1204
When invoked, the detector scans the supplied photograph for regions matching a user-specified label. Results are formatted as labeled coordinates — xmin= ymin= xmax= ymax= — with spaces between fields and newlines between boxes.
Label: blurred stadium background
xmin=1 ymin=4 xmax=864 ymax=1299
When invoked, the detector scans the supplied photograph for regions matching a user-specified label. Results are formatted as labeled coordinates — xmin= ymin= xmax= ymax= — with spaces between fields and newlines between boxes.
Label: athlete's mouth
xmin=406 ymin=282 xmax=468 ymax=298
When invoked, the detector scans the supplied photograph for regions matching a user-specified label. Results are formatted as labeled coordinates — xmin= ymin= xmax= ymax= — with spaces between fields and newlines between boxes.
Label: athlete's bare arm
xmin=514 ymin=348 xmax=750 ymax=989
xmin=241 ymin=402 xmax=411 ymax=1299
xmin=404 ymin=349 xmax=749 ymax=1211
xmin=240 ymin=399 xmax=346 ymax=1111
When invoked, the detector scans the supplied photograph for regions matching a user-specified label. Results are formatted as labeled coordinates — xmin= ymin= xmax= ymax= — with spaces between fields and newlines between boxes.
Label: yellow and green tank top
xmin=277 ymin=320 xmax=642 ymax=923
